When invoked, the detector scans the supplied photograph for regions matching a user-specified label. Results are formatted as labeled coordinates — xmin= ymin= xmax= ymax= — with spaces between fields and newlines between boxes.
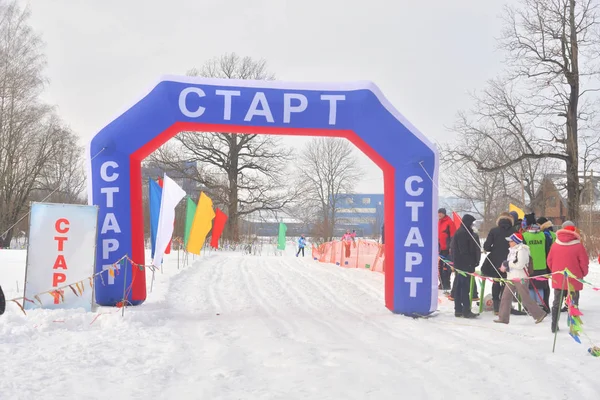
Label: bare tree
xmin=0 ymin=2 xmax=51 ymax=246
xmin=35 ymin=124 xmax=86 ymax=204
xmin=188 ymin=53 xmax=275 ymax=81
xmin=295 ymin=138 xmax=361 ymax=241
xmin=442 ymin=138 xmax=511 ymax=232
xmin=148 ymin=52 xmax=295 ymax=241
xmin=447 ymin=0 xmax=600 ymax=224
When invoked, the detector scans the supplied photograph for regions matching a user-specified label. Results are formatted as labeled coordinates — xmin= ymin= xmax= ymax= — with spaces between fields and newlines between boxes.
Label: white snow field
xmin=1 ymin=248 xmax=600 ymax=399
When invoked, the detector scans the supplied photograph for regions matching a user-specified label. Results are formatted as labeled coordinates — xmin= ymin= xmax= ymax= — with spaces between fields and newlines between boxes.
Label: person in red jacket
xmin=438 ymin=208 xmax=456 ymax=291
xmin=341 ymin=230 xmax=355 ymax=258
xmin=547 ymin=221 xmax=589 ymax=333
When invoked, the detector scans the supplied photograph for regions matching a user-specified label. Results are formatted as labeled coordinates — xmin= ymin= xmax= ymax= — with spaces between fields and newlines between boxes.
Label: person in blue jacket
xmin=296 ymin=235 xmax=307 ymax=257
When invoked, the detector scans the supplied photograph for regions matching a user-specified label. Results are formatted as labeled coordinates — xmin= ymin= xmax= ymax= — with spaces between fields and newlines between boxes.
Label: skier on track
xmin=341 ymin=230 xmax=354 ymax=258
xmin=296 ymin=235 xmax=306 ymax=257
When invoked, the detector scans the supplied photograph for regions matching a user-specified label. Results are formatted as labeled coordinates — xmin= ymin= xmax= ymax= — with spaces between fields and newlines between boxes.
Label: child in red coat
xmin=547 ymin=221 xmax=589 ymax=333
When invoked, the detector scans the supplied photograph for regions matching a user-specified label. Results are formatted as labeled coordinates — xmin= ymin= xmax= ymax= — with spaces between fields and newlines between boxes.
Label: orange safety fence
xmin=311 ymin=239 xmax=385 ymax=273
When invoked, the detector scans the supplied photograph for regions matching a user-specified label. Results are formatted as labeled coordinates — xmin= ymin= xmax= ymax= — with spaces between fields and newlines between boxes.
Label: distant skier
xmin=296 ymin=235 xmax=306 ymax=257
xmin=341 ymin=230 xmax=355 ymax=258
xmin=0 ymin=285 xmax=5 ymax=315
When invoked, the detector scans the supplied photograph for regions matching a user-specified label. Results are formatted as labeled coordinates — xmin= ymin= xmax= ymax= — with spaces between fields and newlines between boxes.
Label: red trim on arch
xmin=129 ymin=122 xmax=396 ymax=310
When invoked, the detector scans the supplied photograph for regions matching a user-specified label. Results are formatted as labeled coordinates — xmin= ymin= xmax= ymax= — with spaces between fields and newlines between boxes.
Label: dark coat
xmin=481 ymin=216 xmax=513 ymax=278
xmin=450 ymin=214 xmax=480 ymax=273
xmin=0 ymin=285 xmax=5 ymax=315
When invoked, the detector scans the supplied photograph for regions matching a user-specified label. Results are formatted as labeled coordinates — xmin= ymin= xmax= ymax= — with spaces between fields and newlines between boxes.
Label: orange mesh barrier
xmin=311 ymin=239 xmax=385 ymax=273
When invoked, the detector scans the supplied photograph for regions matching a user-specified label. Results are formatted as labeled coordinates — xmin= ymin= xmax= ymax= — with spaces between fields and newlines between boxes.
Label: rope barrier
xmin=418 ymin=160 xmax=528 ymax=313
xmin=6 ymin=254 xmax=159 ymax=315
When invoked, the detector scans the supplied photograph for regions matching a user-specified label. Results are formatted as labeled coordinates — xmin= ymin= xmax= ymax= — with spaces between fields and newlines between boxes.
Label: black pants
xmin=451 ymin=271 xmax=479 ymax=299
xmin=542 ymin=280 xmax=550 ymax=309
xmin=454 ymin=274 xmax=473 ymax=314
xmin=552 ymin=289 xmax=579 ymax=329
xmin=438 ymin=250 xmax=451 ymax=290
xmin=492 ymin=281 xmax=504 ymax=302
xmin=296 ymin=247 xmax=304 ymax=257
xmin=552 ymin=289 xmax=579 ymax=310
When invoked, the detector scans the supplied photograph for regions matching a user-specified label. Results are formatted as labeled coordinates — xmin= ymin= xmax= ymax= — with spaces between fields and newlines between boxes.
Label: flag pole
xmin=552 ymin=271 xmax=568 ymax=353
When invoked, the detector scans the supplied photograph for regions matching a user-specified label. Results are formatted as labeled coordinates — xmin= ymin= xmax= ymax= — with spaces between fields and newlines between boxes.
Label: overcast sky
xmin=23 ymin=0 xmax=510 ymax=193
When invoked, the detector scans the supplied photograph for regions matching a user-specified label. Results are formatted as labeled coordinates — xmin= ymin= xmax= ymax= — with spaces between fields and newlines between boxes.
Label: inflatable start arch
xmin=87 ymin=77 xmax=439 ymax=316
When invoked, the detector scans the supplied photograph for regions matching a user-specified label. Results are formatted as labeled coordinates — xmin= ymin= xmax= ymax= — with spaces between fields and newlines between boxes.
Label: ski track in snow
xmin=1 ymin=250 xmax=600 ymax=399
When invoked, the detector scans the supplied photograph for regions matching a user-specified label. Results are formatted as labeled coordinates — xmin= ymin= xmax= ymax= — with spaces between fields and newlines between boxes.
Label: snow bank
xmin=0 ymin=249 xmax=599 ymax=399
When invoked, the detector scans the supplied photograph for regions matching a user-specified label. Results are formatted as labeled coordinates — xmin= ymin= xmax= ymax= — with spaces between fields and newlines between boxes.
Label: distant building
xmin=335 ymin=194 xmax=384 ymax=237
xmin=531 ymin=174 xmax=600 ymax=225
xmin=241 ymin=216 xmax=309 ymax=237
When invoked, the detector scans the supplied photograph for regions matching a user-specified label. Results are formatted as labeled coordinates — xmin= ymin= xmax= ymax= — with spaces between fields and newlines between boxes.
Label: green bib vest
xmin=550 ymin=231 xmax=556 ymax=242
xmin=522 ymin=231 xmax=547 ymax=271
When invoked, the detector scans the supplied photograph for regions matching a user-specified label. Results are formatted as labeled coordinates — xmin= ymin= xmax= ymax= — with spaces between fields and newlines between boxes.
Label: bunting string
xmin=7 ymin=255 xmax=159 ymax=315
xmin=439 ymin=256 xmax=600 ymax=292
xmin=440 ymin=255 xmax=600 ymax=355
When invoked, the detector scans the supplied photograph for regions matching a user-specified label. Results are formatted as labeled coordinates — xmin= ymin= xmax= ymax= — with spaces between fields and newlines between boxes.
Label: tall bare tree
xmin=35 ymin=124 xmax=86 ymax=204
xmin=0 ymin=2 xmax=84 ymax=247
xmin=442 ymin=137 xmax=513 ymax=231
xmin=447 ymin=0 xmax=600 ymax=224
xmin=0 ymin=2 xmax=48 ymax=246
xmin=295 ymin=138 xmax=361 ymax=241
xmin=150 ymin=53 xmax=295 ymax=241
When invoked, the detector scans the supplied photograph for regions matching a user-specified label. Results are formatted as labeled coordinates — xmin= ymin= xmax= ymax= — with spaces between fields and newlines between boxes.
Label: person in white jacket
xmin=494 ymin=232 xmax=547 ymax=324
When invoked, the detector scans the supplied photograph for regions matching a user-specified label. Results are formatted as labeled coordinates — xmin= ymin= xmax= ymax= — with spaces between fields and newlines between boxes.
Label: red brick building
xmin=531 ymin=174 xmax=600 ymax=225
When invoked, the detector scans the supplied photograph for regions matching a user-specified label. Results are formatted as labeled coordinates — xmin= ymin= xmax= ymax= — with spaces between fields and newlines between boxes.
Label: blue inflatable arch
xmin=87 ymin=76 xmax=439 ymax=316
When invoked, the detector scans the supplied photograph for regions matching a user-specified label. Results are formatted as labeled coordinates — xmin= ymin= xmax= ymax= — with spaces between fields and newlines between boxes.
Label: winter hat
xmin=562 ymin=220 xmax=575 ymax=228
xmin=506 ymin=232 xmax=524 ymax=244
xmin=528 ymin=224 xmax=541 ymax=232
xmin=497 ymin=212 xmax=514 ymax=225
xmin=438 ymin=208 xmax=447 ymax=215
xmin=523 ymin=213 xmax=536 ymax=228
xmin=509 ymin=211 xmax=519 ymax=222
xmin=462 ymin=214 xmax=476 ymax=228
xmin=537 ymin=217 xmax=553 ymax=231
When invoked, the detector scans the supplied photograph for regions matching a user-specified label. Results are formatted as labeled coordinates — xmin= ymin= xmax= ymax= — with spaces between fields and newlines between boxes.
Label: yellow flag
xmin=509 ymin=203 xmax=524 ymax=219
xmin=186 ymin=192 xmax=216 ymax=255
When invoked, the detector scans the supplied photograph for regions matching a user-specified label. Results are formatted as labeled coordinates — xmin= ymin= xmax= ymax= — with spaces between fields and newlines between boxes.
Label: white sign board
xmin=24 ymin=203 xmax=98 ymax=311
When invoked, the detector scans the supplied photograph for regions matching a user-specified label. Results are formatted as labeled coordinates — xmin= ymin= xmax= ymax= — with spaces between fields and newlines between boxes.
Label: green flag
xmin=277 ymin=222 xmax=287 ymax=250
xmin=184 ymin=197 xmax=197 ymax=248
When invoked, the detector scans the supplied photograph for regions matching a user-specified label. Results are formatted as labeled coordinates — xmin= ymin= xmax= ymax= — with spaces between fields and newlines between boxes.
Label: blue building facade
xmin=335 ymin=194 xmax=384 ymax=237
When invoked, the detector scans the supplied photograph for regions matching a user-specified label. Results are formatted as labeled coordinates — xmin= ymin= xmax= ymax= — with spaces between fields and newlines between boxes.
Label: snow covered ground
xmin=1 ymin=248 xmax=600 ymax=399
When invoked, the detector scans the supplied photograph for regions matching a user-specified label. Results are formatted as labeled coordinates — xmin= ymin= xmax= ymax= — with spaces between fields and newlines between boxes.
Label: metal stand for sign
xmin=122 ymin=255 xmax=128 ymax=317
